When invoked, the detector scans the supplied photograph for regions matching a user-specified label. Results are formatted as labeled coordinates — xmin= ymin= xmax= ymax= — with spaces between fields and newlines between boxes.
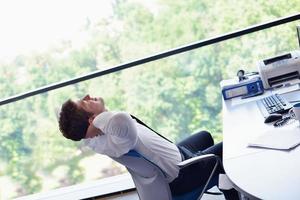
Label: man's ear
xmin=88 ymin=114 xmax=97 ymax=125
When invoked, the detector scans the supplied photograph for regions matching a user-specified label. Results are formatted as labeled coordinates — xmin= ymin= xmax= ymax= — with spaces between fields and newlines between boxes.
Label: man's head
xmin=58 ymin=95 xmax=106 ymax=141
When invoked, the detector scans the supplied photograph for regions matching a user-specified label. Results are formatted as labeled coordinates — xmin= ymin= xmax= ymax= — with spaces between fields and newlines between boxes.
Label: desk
xmin=223 ymin=88 xmax=300 ymax=199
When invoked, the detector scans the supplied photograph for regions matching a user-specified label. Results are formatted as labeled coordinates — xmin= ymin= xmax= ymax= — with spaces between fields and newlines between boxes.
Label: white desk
xmin=223 ymin=88 xmax=300 ymax=199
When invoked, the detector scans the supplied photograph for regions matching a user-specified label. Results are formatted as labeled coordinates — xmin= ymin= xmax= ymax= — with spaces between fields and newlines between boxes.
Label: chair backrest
xmin=111 ymin=150 xmax=172 ymax=200
xmin=112 ymin=150 xmax=210 ymax=200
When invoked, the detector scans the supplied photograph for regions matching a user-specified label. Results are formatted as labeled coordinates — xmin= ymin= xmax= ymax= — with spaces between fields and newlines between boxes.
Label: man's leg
xmin=172 ymin=132 xmax=239 ymax=199
xmin=170 ymin=131 xmax=217 ymax=195
xmin=202 ymin=142 xmax=223 ymax=160
xmin=177 ymin=130 xmax=214 ymax=154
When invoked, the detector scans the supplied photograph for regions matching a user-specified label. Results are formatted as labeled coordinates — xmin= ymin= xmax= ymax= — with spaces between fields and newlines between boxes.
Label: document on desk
xmin=248 ymin=128 xmax=300 ymax=150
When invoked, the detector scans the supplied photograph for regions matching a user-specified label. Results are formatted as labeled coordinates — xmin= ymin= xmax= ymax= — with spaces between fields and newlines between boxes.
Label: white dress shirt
xmin=83 ymin=111 xmax=182 ymax=182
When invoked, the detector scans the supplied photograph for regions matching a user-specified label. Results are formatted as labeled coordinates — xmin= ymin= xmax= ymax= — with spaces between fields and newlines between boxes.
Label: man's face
xmin=76 ymin=95 xmax=106 ymax=115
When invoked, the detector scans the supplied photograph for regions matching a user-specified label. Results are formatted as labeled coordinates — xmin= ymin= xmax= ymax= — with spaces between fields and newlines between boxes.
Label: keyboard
xmin=256 ymin=94 xmax=292 ymax=117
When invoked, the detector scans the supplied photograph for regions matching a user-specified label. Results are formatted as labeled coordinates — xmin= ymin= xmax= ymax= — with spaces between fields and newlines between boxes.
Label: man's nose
xmin=83 ymin=94 xmax=91 ymax=100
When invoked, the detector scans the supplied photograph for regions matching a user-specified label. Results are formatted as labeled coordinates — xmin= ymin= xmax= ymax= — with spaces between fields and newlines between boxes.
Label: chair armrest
xmin=177 ymin=154 xmax=217 ymax=169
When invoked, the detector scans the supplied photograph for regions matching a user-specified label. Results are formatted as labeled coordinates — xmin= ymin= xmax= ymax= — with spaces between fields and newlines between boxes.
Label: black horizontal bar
xmin=1 ymin=13 xmax=300 ymax=106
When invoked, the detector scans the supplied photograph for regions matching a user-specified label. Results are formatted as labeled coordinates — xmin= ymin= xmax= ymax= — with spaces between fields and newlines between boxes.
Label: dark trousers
xmin=169 ymin=131 xmax=239 ymax=199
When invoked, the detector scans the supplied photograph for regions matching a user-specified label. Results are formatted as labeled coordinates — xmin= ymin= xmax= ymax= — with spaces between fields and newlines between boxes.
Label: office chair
xmin=112 ymin=150 xmax=222 ymax=200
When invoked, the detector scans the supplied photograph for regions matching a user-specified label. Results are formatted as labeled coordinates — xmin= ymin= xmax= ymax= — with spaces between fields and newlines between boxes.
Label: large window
xmin=0 ymin=0 xmax=300 ymax=199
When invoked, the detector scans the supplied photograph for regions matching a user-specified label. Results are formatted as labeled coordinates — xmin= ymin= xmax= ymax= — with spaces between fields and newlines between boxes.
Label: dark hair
xmin=58 ymin=99 xmax=93 ymax=141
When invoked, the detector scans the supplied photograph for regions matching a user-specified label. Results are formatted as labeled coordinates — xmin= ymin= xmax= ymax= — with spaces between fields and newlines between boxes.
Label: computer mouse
xmin=264 ymin=113 xmax=283 ymax=123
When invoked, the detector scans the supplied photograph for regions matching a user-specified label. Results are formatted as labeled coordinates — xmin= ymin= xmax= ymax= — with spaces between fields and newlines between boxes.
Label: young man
xmin=58 ymin=94 xmax=238 ymax=198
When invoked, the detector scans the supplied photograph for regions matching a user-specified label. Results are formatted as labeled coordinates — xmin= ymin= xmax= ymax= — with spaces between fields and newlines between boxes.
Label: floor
xmin=96 ymin=187 xmax=225 ymax=200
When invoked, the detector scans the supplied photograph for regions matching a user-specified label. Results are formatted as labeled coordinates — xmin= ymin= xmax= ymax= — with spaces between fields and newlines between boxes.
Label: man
xmin=58 ymin=94 xmax=238 ymax=199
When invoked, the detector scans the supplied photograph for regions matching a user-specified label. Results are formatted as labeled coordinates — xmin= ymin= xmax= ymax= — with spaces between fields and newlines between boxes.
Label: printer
xmin=258 ymin=50 xmax=300 ymax=89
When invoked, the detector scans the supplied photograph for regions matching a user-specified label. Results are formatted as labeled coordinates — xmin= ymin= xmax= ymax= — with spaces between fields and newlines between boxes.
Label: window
xmin=0 ymin=0 xmax=299 ymax=199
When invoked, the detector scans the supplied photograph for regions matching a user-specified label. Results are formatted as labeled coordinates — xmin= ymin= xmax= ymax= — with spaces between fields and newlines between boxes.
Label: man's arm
xmin=107 ymin=112 xmax=138 ymax=141
xmin=92 ymin=112 xmax=138 ymax=157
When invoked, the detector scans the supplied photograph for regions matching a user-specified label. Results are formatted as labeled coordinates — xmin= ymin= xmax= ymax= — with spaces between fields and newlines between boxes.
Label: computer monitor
xmin=297 ymin=26 xmax=300 ymax=48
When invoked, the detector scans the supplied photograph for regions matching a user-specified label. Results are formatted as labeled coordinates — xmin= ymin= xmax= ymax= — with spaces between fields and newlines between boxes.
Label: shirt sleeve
xmin=104 ymin=112 xmax=138 ymax=157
